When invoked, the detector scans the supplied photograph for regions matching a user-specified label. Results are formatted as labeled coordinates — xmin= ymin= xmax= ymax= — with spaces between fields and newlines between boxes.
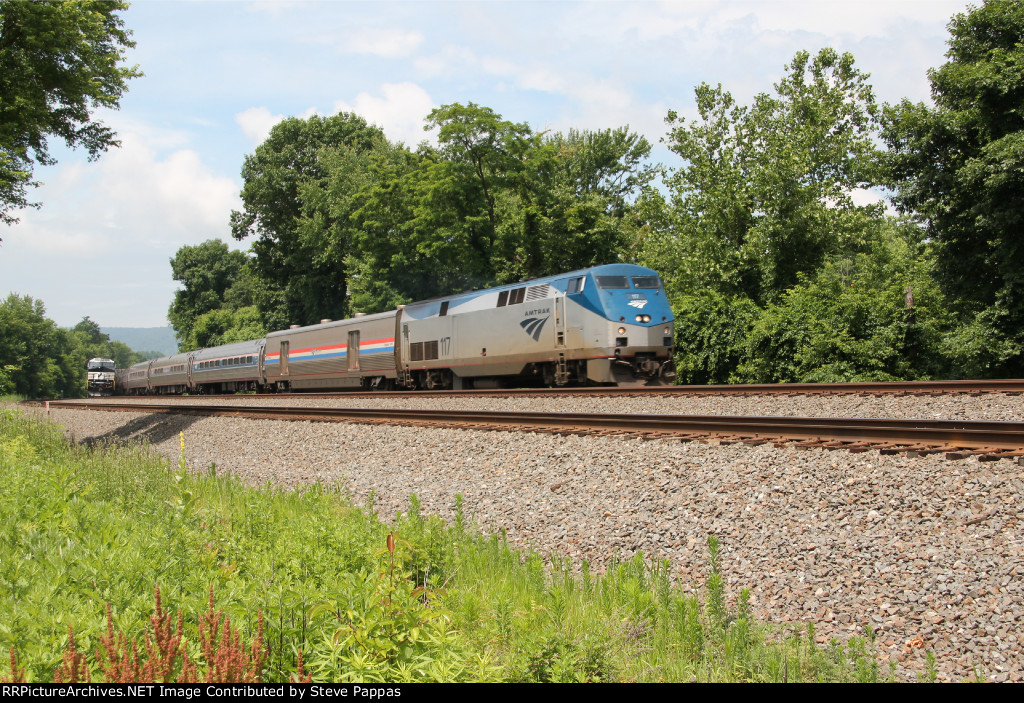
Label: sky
xmin=0 ymin=0 xmax=973 ymax=329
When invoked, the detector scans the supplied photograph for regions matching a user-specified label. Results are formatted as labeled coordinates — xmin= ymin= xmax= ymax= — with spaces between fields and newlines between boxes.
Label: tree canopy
xmin=885 ymin=0 xmax=1024 ymax=376
xmin=230 ymin=112 xmax=388 ymax=329
xmin=637 ymin=48 xmax=945 ymax=384
xmin=0 ymin=297 xmax=147 ymax=398
xmin=651 ymin=48 xmax=884 ymax=306
xmin=0 ymin=0 xmax=140 ymax=229
xmin=229 ymin=105 xmax=653 ymax=324
xmin=167 ymin=239 xmax=262 ymax=351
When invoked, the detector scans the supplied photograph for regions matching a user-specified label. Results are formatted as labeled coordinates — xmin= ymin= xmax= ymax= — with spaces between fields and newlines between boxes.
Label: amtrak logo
xmin=520 ymin=316 xmax=549 ymax=341
xmin=626 ymin=293 xmax=648 ymax=309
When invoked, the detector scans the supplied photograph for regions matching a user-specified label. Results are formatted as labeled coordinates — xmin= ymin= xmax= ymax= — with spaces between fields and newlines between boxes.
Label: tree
xmin=346 ymin=108 xmax=655 ymax=311
xmin=0 ymin=294 xmax=80 ymax=397
xmin=184 ymin=306 xmax=265 ymax=351
xmin=236 ymin=104 xmax=656 ymax=317
xmin=72 ymin=315 xmax=106 ymax=347
xmin=167 ymin=240 xmax=253 ymax=349
xmin=0 ymin=0 xmax=140 ymax=229
xmin=650 ymin=48 xmax=885 ymax=306
xmin=884 ymin=0 xmax=1024 ymax=376
xmin=423 ymin=102 xmax=533 ymax=270
xmin=230 ymin=112 xmax=388 ymax=329
xmin=635 ymin=48 xmax=957 ymax=383
xmin=736 ymin=221 xmax=949 ymax=383
xmin=494 ymin=127 xmax=654 ymax=283
xmin=69 ymin=315 xmax=147 ymax=368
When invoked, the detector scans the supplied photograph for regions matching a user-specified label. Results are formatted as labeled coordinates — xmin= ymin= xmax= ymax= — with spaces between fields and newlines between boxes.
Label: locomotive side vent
xmin=527 ymin=284 xmax=551 ymax=301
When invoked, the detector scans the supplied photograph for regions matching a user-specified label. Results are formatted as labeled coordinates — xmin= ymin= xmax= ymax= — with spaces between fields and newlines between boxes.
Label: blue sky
xmin=1 ymin=0 xmax=971 ymax=328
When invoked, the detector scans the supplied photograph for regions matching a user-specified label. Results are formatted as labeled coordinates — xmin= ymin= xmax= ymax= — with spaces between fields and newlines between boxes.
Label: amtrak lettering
xmin=524 ymin=308 xmax=551 ymax=316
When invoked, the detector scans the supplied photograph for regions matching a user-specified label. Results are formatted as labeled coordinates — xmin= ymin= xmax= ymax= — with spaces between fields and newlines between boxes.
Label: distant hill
xmin=102 ymin=327 xmax=178 ymax=357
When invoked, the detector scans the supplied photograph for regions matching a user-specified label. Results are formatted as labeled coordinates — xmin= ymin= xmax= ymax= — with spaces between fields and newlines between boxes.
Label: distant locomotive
xmin=125 ymin=264 xmax=676 ymax=394
xmin=86 ymin=357 xmax=117 ymax=397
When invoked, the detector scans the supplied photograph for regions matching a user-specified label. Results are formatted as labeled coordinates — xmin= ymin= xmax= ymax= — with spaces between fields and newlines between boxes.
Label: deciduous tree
xmin=654 ymin=48 xmax=885 ymax=306
xmin=0 ymin=0 xmax=140 ymax=230
xmin=230 ymin=113 xmax=388 ymax=329
xmin=884 ymin=0 xmax=1024 ymax=376
xmin=167 ymin=240 xmax=253 ymax=349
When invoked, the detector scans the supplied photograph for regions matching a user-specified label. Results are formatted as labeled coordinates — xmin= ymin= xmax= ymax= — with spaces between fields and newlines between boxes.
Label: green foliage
xmin=0 ymin=298 xmax=148 ymax=398
xmin=0 ymin=0 xmax=141 ymax=228
xmin=670 ymin=290 xmax=760 ymax=384
xmin=492 ymin=127 xmax=655 ymax=284
xmin=737 ymin=223 xmax=950 ymax=382
xmin=167 ymin=240 xmax=257 ymax=350
xmin=648 ymin=48 xmax=885 ymax=307
xmin=635 ymin=47 xmax=968 ymax=384
xmin=233 ymin=103 xmax=654 ymax=318
xmin=72 ymin=316 xmax=147 ymax=369
xmin=230 ymin=113 xmax=388 ymax=329
xmin=0 ymin=294 xmax=80 ymax=397
xmin=1 ymin=410 xmax=904 ymax=682
xmin=181 ymin=306 xmax=265 ymax=353
xmin=0 ymin=363 xmax=19 ymax=395
xmin=884 ymin=0 xmax=1024 ymax=375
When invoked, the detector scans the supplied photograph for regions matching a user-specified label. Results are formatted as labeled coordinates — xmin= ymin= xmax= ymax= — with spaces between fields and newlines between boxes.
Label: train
xmin=86 ymin=357 xmax=117 ymax=397
xmin=124 ymin=264 xmax=676 ymax=394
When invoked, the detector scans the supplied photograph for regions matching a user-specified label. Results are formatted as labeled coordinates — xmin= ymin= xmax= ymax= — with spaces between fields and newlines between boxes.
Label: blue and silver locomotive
xmin=126 ymin=264 xmax=675 ymax=393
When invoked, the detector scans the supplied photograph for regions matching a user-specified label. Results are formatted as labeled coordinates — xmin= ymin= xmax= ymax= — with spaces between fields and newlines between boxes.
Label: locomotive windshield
xmin=631 ymin=276 xmax=661 ymax=289
xmin=596 ymin=276 xmax=630 ymax=289
xmin=86 ymin=358 xmax=116 ymax=372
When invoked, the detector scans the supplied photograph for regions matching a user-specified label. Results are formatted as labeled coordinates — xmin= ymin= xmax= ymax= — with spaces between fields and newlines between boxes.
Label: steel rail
xmin=84 ymin=378 xmax=1024 ymax=400
xmin=48 ymin=400 xmax=1024 ymax=455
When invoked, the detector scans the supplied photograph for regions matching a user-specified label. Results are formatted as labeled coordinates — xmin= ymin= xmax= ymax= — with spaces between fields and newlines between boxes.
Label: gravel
xmin=16 ymin=393 xmax=1024 ymax=682
xmin=78 ymin=389 xmax=1024 ymax=421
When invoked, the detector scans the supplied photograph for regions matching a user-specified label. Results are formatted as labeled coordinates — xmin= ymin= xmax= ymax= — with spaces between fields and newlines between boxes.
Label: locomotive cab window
xmin=566 ymin=277 xmax=585 ymax=294
xmin=631 ymin=276 xmax=661 ymax=289
xmin=596 ymin=276 xmax=630 ymax=289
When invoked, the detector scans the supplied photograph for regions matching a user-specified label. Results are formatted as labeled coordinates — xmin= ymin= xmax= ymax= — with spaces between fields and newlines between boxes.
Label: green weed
xmin=0 ymin=411 xmax=900 ymax=682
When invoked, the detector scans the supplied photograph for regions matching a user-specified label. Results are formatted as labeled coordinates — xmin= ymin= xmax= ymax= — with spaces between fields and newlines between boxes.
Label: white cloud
xmin=2 ymin=129 xmax=241 ymax=326
xmin=303 ymin=26 xmax=425 ymax=58
xmin=712 ymin=0 xmax=968 ymax=40
xmin=334 ymin=82 xmax=436 ymax=147
xmin=346 ymin=28 xmax=424 ymax=58
xmin=235 ymin=106 xmax=286 ymax=145
xmin=413 ymin=44 xmax=479 ymax=78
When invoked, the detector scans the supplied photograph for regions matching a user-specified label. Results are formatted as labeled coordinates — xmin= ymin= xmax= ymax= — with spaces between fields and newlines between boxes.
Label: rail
xmin=47 ymin=400 xmax=1024 ymax=461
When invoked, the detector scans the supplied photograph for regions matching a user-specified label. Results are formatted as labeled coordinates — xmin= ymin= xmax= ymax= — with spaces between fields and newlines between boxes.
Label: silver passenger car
xmin=191 ymin=339 xmax=265 ymax=393
xmin=264 ymin=311 xmax=399 ymax=391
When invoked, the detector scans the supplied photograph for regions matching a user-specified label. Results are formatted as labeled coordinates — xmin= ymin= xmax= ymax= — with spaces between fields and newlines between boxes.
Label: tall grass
xmin=0 ymin=409 xmax=894 ymax=682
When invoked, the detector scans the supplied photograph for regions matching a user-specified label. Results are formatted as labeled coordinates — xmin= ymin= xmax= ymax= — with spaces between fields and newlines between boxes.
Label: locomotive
xmin=125 ymin=264 xmax=676 ymax=394
xmin=86 ymin=357 xmax=117 ymax=397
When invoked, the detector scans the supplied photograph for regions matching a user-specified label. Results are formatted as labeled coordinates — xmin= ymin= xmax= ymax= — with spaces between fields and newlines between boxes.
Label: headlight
xmin=635 ymin=314 xmax=643 ymax=322
xmin=664 ymin=327 xmax=671 ymax=335
xmin=642 ymin=315 xmax=651 ymax=323
xmin=617 ymin=327 xmax=626 ymax=335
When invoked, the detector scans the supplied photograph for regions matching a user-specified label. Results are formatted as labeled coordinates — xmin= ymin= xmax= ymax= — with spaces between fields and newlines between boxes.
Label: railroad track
xmin=64 ymin=378 xmax=1024 ymax=400
xmin=47 ymin=400 xmax=1024 ymax=462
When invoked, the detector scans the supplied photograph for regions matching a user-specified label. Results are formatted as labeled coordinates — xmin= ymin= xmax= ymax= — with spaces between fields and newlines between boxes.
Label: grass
xmin=0 ymin=408 xmax=897 ymax=682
